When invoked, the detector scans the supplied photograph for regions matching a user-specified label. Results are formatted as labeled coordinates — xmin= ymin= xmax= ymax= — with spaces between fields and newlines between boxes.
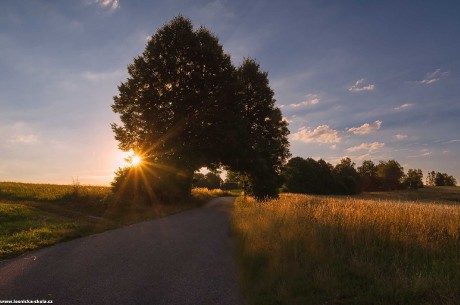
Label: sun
xmin=130 ymin=155 xmax=142 ymax=166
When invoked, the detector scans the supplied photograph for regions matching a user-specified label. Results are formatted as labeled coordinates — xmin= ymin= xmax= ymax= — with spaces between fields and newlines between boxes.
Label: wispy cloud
xmin=394 ymin=103 xmax=413 ymax=110
xmin=10 ymin=134 xmax=38 ymax=144
xmin=347 ymin=120 xmax=382 ymax=135
xmin=448 ymin=139 xmax=460 ymax=143
xmin=348 ymin=78 xmax=375 ymax=92
xmin=291 ymin=125 xmax=341 ymax=143
xmin=408 ymin=149 xmax=431 ymax=158
xmin=282 ymin=94 xmax=320 ymax=108
xmin=81 ymin=70 xmax=124 ymax=82
xmin=394 ymin=134 xmax=408 ymax=140
xmin=416 ymin=69 xmax=448 ymax=85
xmin=85 ymin=0 xmax=120 ymax=13
xmin=346 ymin=142 xmax=384 ymax=153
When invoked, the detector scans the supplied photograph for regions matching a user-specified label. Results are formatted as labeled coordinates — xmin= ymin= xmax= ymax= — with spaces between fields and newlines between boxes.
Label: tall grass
xmin=232 ymin=194 xmax=460 ymax=305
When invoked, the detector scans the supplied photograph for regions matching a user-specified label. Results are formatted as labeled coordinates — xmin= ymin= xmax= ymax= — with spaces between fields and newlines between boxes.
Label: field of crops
xmin=232 ymin=188 xmax=460 ymax=305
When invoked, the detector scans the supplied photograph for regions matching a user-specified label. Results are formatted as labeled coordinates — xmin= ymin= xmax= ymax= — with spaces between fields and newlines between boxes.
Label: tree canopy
xmin=111 ymin=16 xmax=289 ymax=202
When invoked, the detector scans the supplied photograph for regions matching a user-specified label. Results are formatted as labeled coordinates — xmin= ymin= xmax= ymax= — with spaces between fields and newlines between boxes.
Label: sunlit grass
xmin=0 ymin=183 xmax=234 ymax=259
xmin=231 ymin=192 xmax=460 ymax=305
xmin=0 ymin=202 xmax=95 ymax=259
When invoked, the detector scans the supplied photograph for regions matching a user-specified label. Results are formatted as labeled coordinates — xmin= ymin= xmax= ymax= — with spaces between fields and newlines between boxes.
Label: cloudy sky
xmin=1 ymin=0 xmax=459 ymax=185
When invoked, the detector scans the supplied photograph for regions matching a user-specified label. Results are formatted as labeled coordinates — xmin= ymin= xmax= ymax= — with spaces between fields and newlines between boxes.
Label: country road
xmin=0 ymin=197 xmax=243 ymax=305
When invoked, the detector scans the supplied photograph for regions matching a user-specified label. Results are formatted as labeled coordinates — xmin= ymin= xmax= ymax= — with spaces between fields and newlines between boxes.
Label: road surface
xmin=0 ymin=197 xmax=243 ymax=305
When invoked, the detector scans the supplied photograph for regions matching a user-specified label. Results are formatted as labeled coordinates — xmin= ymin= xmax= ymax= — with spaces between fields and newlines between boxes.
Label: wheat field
xmin=231 ymin=193 xmax=460 ymax=305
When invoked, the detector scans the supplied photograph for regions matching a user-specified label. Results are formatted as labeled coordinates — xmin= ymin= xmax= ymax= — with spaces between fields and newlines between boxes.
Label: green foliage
xmin=426 ymin=171 xmax=457 ymax=187
xmin=376 ymin=159 xmax=405 ymax=191
xmin=403 ymin=168 xmax=424 ymax=189
xmin=193 ymin=172 xmax=222 ymax=189
xmin=333 ymin=157 xmax=360 ymax=194
xmin=357 ymin=160 xmax=379 ymax=191
xmin=281 ymin=157 xmax=357 ymax=195
xmin=111 ymin=16 xmax=289 ymax=203
xmin=235 ymin=59 xmax=290 ymax=200
xmin=282 ymin=157 xmax=334 ymax=194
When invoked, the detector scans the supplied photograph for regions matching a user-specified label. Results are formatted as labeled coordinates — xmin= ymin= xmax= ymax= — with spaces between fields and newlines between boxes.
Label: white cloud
xmin=394 ymin=103 xmax=413 ymax=110
xmin=416 ymin=69 xmax=449 ymax=85
xmin=85 ymin=0 xmax=120 ymax=13
xmin=10 ymin=134 xmax=38 ymax=144
xmin=282 ymin=117 xmax=292 ymax=124
xmin=408 ymin=149 xmax=431 ymax=158
xmin=347 ymin=120 xmax=382 ymax=135
xmin=394 ymin=134 xmax=408 ymax=140
xmin=291 ymin=125 xmax=341 ymax=144
xmin=81 ymin=70 xmax=124 ymax=82
xmin=348 ymin=78 xmax=375 ymax=92
xmin=287 ymin=94 xmax=320 ymax=108
xmin=330 ymin=144 xmax=337 ymax=150
xmin=346 ymin=142 xmax=385 ymax=153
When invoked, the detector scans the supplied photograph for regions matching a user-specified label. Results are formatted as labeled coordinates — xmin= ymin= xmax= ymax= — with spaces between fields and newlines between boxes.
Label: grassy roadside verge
xmin=231 ymin=192 xmax=460 ymax=305
xmin=0 ymin=182 xmax=232 ymax=260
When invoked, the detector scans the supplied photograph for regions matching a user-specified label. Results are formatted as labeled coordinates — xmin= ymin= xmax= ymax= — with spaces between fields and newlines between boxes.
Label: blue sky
xmin=1 ymin=0 xmax=459 ymax=185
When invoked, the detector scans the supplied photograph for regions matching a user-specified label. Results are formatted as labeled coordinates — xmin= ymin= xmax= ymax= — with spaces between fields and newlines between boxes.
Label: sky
xmin=1 ymin=0 xmax=459 ymax=185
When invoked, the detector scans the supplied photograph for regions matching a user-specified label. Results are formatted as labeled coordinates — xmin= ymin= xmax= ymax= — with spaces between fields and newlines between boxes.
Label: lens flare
xmin=131 ymin=155 xmax=141 ymax=166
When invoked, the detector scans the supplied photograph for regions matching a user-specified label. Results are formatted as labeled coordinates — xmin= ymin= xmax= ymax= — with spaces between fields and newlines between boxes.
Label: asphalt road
xmin=0 ymin=197 xmax=243 ymax=305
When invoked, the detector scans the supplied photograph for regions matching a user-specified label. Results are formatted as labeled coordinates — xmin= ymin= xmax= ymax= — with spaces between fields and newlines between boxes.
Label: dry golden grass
xmin=232 ymin=193 xmax=460 ymax=305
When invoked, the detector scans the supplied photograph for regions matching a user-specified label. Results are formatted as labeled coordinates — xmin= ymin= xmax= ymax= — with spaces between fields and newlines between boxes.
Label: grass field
xmin=0 ymin=182 xmax=232 ymax=259
xmin=231 ymin=188 xmax=460 ymax=305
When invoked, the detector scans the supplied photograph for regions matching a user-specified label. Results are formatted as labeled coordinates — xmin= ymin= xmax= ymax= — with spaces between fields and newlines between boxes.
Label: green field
xmin=0 ymin=182 xmax=231 ymax=259
xmin=232 ymin=187 xmax=460 ymax=305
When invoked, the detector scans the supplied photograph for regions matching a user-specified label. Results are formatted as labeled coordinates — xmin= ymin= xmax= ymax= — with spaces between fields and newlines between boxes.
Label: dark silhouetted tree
xmin=426 ymin=171 xmax=436 ymax=186
xmin=282 ymin=157 xmax=345 ymax=195
xmin=357 ymin=160 xmax=379 ymax=191
xmin=281 ymin=157 xmax=315 ymax=194
xmin=235 ymin=59 xmax=290 ymax=199
xmin=403 ymin=169 xmax=424 ymax=189
xmin=193 ymin=172 xmax=222 ymax=189
xmin=111 ymin=16 xmax=289 ymax=203
xmin=434 ymin=172 xmax=457 ymax=186
xmin=333 ymin=157 xmax=360 ymax=194
xmin=376 ymin=160 xmax=404 ymax=190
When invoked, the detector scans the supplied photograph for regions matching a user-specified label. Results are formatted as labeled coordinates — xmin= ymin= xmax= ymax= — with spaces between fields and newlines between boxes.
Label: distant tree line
xmin=193 ymin=172 xmax=223 ymax=189
xmin=426 ymin=171 xmax=457 ymax=187
xmin=279 ymin=157 xmax=457 ymax=195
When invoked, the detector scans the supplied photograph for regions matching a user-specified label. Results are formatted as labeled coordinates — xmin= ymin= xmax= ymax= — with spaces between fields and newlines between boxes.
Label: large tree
xmin=235 ymin=59 xmax=291 ymax=199
xmin=111 ymin=16 xmax=289 ymax=202
xmin=112 ymin=16 xmax=240 ymax=201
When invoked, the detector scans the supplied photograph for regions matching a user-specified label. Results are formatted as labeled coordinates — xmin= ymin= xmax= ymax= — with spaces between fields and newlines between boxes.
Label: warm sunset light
xmin=131 ymin=155 xmax=142 ymax=166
